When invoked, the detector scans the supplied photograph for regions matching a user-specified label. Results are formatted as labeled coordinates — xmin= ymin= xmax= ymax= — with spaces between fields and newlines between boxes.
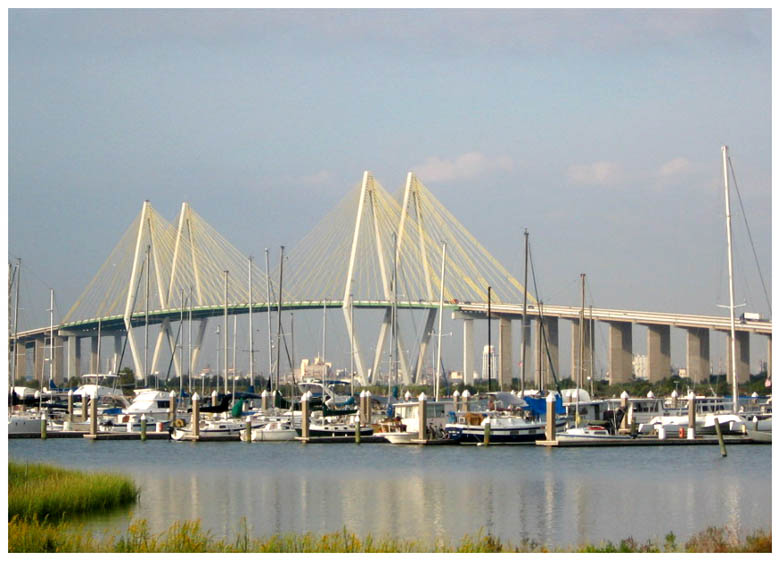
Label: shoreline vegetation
xmin=8 ymin=461 xmax=771 ymax=553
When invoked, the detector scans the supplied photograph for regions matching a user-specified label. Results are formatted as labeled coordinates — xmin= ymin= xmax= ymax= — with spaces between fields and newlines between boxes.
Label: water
xmin=9 ymin=439 xmax=771 ymax=547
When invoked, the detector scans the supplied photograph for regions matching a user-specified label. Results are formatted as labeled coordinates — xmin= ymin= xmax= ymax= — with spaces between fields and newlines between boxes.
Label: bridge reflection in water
xmin=12 ymin=439 xmax=769 ymax=548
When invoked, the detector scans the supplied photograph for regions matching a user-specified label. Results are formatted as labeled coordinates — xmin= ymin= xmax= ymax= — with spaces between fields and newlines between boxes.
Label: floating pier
xmin=536 ymin=435 xmax=768 ymax=447
xmin=295 ymin=435 xmax=386 ymax=444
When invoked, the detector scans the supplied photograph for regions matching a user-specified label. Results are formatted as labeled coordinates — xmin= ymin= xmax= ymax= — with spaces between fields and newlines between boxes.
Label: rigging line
xmin=527 ymin=243 xmax=562 ymax=393
xmin=728 ymin=155 xmax=771 ymax=315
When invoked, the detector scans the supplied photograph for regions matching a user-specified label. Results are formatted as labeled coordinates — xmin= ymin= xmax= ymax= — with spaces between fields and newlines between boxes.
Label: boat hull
xmin=446 ymin=419 xmax=566 ymax=444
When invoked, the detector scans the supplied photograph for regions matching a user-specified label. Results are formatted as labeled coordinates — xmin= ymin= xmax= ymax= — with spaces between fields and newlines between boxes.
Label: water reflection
xmin=8 ymin=440 xmax=771 ymax=546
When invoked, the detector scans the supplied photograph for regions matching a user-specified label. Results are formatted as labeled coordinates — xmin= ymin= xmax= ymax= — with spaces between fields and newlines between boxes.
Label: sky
xmin=6 ymin=9 xmax=773 ymax=380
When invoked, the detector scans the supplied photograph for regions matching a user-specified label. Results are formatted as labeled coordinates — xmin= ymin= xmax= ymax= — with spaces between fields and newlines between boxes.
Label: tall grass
xmin=8 ymin=461 xmax=139 ymax=521
xmin=7 ymin=517 xmax=772 ymax=553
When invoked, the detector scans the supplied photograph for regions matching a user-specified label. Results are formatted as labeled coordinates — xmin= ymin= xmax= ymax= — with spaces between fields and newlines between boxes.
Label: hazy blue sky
xmin=7 ymin=9 xmax=772 ymax=378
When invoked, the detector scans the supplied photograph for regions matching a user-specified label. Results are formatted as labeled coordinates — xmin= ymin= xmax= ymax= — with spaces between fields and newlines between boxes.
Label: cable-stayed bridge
xmin=11 ymin=172 xmax=771 ymax=389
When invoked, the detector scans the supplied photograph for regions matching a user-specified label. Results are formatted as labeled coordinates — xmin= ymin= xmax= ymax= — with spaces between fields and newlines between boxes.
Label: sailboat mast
xmin=577 ymin=274 xmax=585 ymax=425
xmin=248 ymin=256 xmax=254 ymax=384
xmin=520 ymin=229 xmax=529 ymax=396
xmin=322 ymin=303 xmax=327 ymax=364
xmin=722 ymin=145 xmax=739 ymax=414
xmin=232 ymin=314 xmax=237 ymax=395
xmin=265 ymin=248 xmax=273 ymax=391
xmin=349 ymin=292 xmax=354 ymax=395
xmin=487 ymin=286 xmax=492 ymax=393
xmin=188 ymin=285 xmax=193 ymax=394
xmin=180 ymin=288 xmax=184 ymax=395
xmin=144 ymin=244 xmax=150 ymax=387
xmin=275 ymin=246 xmax=285 ymax=397
xmin=388 ymin=234 xmax=398 ymax=397
xmin=11 ymin=258 xmax=20 ymax=393
xmin=49 ymin=289 xmax=55 ymax=385
xmin=435 ymin=242 xmax=447 ymax=401
xmin=223 ymin=270 xmax=229 ymax=398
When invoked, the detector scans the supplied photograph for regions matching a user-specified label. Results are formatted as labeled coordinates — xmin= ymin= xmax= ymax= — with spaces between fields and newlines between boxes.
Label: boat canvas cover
xmin=523 ymin=395 xmax=565 ymax=417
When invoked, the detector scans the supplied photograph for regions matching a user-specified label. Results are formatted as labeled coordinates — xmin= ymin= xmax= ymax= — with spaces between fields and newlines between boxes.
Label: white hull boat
xmin=383 ymin=431 xmax=416 ymax=444
xmin=244 ymin=421 xmax=297 ymax=441
xmin=8 ymin=414 xmax=42 ymax=435
xmin=556 ymin=425 xmax=635 ymax=442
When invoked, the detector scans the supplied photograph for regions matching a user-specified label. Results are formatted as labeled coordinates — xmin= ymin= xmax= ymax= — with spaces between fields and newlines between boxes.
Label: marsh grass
xmin=7 ymin=516 xmax=772 ymax=553
xmin=8 ymin=461 xmax=139 ymax=521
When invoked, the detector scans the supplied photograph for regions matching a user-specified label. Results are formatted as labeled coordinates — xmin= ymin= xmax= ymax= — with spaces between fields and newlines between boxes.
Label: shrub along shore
xmin=7 ymin=461 xmax=771 ymax=553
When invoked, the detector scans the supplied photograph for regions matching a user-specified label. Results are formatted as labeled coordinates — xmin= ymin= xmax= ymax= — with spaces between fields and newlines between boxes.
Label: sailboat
xmin=709 ymin=145 xmax=771 ymax=440
xmin=555 ymin=275 xmax=633 ymax=442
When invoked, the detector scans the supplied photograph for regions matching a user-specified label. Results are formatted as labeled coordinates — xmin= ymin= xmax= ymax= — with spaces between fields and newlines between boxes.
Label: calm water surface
xmin=9 ymin=439 xmax=771 ymax=547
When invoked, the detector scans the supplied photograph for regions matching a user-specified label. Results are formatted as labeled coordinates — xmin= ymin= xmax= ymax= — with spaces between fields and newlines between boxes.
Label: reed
xmin=8 ymin=461 xmax=139 ymax=521
xmin=7 ymin=517 xmax=772 ymax=554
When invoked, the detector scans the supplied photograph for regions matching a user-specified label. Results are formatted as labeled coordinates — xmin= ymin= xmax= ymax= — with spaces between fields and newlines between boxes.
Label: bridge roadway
xmin=15 ymin=299 xmax=771 ymax=340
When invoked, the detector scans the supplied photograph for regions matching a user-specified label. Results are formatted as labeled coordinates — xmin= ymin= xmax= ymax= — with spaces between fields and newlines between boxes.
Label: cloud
xmin=567 ymin=161 xmax=623 ymax=186
xmin=658 ymin=157 xmax=693 ymax=177
xmin=300 ymin=170 xmax=332 ymax=185
xmin=412 ymin=152 xmax=514 ymax=183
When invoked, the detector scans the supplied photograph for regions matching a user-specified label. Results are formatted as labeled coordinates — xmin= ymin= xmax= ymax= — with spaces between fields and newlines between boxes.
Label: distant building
xmin=300 ymin=355 xmax=332 ymax=380
xmin=448 ymin=371 xmax=463 ymax=384
xmin=481 ymin=345 xmax=496 ymax=381
xmin=633 ymin=354 xmax=648 ymax=380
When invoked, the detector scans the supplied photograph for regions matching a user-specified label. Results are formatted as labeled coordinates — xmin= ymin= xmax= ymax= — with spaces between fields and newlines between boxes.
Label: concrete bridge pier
xmin=113 ymin=335 xmax=122 ymax=374
xmin=608 ymin=321 xmax=633 ymax=385
xmin=535 ymin=317 xmax=559 ymax=390
xmin=461 ymin=316 xmax=474 ymax=386
xmin=646 ymin=324 xmax=671 ymax=383
xmin=570 ymin=318 xmax=592 ymax=384
xmin=90 ymin=336 xmax=99 ymax=373
xmin=34 ymin=338 xmax=45 ymax=384
xmin=53 ymin=336 xmax=65 ymax=385
xmin=725 ymin=330 xmax=750 ymax=384
xmin=767 ymin=334 xmax=772 ymax=380
xmin=67 ymin=336 xmax=81 ymax=381
xmin=13 ymin=342 xmax=26 ymax=383
xmin=685 ymin=327 xmax=710 ymax=385
xmin=498 ymin=317 xmax=513 ymax=390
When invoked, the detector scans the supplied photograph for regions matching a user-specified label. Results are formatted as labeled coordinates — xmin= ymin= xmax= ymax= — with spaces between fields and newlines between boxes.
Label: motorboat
xmin=72 ymin=374 xmax=130 ymax=416
xmin=171 ymin=416 xmax=248 ymax=440
xmin=243 ymin=420 xmax=297 ymax=441
xmin=379 ymin=398 xmax=457 ymax=443
xmin=556 ymin=424 xmax=635 ymax=442
xmin=8 ymin=412 xmax=43 ymax=436
xmin=299 ymin=414 xmax=373 ymax=437
xmin=446 ymin=411 xmax=567 ymax=444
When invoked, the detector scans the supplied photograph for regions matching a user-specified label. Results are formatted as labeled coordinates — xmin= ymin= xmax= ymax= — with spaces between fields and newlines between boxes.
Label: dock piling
xmin=714 ymin=417 xmax=727 ymax=456
xmin=140 ymin=414 xmax=147 ymax=441
xmin=418 ymin=392 xmax=428 ymax=441
xmin=301 ymin=391 xmax=311 ymax=441
xmin=169 ymin=391 xmax=177 ymax=423
xmin=545 ymin=392 xmax=556 ymax=441
xmin=192 ymin=392 xmax=200 ymax=440
xmin=67 ymin=390 xmax=73 ymax=424
xmin=40 ymin=412 xmax=47 ymax=440
xmin=687 ymin=392 xmax=696 ymax=439
xmin=89 ymin=397 xmax=97 ymax=435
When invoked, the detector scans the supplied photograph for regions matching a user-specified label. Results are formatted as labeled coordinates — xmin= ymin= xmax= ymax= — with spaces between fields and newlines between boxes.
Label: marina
xmin=8 ymin=9 xmax=772 ymax=553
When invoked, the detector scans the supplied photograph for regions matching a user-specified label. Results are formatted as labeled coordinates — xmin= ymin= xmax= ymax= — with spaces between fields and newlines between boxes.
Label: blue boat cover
xmin=523 ymin=395 xmax=565 ymax=417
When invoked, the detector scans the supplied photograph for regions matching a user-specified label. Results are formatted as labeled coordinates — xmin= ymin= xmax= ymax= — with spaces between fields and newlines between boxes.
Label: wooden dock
xmin=83 ymin=431 xmax=171 ymax=441
xmin=536 ymin=436 xmax=768 ymax=447
xmin=295 ymin=435 xmax=386 ymax=444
